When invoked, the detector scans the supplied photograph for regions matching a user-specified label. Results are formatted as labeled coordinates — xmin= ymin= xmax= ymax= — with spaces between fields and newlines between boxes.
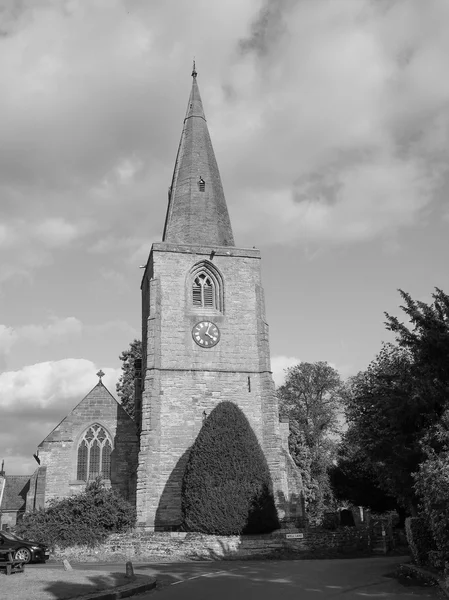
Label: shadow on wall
xmin=111 ymin=403 xmax=139 ymax=506
xmin=276 ymin=490 xmax=307 ymax=529
xmin=154 ymin=448 xmax=191 ymax=531
xmin=155 ymin=401 xmax=279 ymax=534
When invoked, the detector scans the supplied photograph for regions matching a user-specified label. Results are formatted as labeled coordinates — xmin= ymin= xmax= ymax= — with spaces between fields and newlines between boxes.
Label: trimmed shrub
xmin=15 ymin=478 xmax=136 ymax=549
xmin=181 ymin=401 xmax=279 ymax=535
xmin=405 ymin=516 xmax=436 ymax=566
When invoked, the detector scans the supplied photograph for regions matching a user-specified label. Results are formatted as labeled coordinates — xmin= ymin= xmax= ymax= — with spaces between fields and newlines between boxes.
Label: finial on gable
xmin=192 ymin=59 xmax=197 ymax=78
xmin=96 ymin=369 xmax=105 ymax=384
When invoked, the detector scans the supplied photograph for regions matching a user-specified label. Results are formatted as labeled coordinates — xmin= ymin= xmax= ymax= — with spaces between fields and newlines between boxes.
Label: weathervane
xmin=96 ymin=369 xmax=105 ymax=383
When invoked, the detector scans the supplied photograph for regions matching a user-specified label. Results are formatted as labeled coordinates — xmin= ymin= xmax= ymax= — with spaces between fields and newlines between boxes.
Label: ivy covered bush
xmin=181 ymin=401 xmax=279 ymax=535
xmin=15 ymin=478 xmax=136 ymax=549
xmin=405 ymin=516 xmax=436 ymax=567
xmin=413 ymin=413 xmax=449 ymax=571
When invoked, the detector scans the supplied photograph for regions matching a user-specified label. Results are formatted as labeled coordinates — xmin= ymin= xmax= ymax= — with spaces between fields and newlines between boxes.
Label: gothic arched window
xmin=190 ymin=262 xmax=223 ymax=312
xmin=76 ymin=424 xmax=113 ymax=481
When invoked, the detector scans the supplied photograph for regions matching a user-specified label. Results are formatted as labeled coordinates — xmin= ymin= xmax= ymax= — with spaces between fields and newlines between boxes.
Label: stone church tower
xmin=136 ymin=66 xmax=302 ymax=530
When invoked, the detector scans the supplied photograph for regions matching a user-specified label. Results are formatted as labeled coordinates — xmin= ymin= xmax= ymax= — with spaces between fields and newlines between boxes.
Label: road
xmin=30 ymin=556 xmax=443 ymax=600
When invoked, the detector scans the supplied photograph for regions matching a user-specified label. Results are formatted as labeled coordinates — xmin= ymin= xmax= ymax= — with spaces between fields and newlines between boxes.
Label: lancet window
xmin=190 ymin=262 xmax=223 ymax=312
xmin=76 ymin=424 xmax=113 ymax=481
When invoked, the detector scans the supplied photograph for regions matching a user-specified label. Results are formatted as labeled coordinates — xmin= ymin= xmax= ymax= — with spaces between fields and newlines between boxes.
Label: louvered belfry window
xmin=193 ymin=273 xmax=215 ymax=308
xmin=190 ymin=262 xmax=223 ymax=312
xmin=76 ymin=424 xmax=113 ymax=481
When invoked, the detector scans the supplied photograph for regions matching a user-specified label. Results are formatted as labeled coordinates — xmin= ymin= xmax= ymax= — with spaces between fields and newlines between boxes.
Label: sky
xmin=1 ymin=0 xmax=448 ymax=476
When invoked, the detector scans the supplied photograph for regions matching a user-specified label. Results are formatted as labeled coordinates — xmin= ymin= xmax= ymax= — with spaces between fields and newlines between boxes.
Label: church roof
xmin=0 ymin=475 xmax=30 ymax=512
xmin=162 ymin=66 xmax=235 ymax=246
xmin=38 ymin=380 xmax=130 ymax=446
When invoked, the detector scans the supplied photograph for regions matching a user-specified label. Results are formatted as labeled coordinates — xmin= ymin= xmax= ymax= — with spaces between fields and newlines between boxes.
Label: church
xmin=0 ymin=67 xmax=303 ymax=531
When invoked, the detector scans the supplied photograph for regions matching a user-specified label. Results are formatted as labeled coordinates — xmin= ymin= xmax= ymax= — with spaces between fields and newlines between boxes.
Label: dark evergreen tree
xmin=116 ymin=339 xmax=142 ymax=418
xmin=329 ymin=428 xmax=400 ymax=515
xmin=181 ymin=401 xmax=279 ymax=535
xmin=342 ymin=288 xmax=449 ymax=515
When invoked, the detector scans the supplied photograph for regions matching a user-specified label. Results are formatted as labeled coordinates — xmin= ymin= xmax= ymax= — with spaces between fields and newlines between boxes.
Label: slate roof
xmin=162 ymin=68 xmax=235 ymax=247
xmin=0 ymin=475 xmax=30 ymax=512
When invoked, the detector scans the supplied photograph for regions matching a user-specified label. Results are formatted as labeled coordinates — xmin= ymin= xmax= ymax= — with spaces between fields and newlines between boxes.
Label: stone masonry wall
xmin=54 ymin=527 xmax=371 ymax=562
xmin=137 ymin=244 xmax=293 ymax=529
xmin=38 ymin=384 xmax=139 ymax=505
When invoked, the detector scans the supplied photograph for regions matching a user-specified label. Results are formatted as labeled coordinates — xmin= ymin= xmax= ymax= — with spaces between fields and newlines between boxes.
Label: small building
xmin=0 ymin=377 xmax=139 ymax=529
xmin=0 ymin=464 xmax=32 ymax=529
xmin=36 ymin=377 xmax=139 ymax=506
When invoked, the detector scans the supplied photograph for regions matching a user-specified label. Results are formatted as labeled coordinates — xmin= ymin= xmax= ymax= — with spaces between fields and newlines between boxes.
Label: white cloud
xmin=0 ymin=358 xmax=120 ymax=410
xmin=0 ymin=316 xmax=83 ymax=353
xmin=0 ymin=358 xmax=121 ymax=475
xmin=220 ymin=0 xmax=449 ymax=246
xmin=0 ymin=0 xmax=446 ymax=287
xmin=0 ymin=217 xmax=91 ymax=286
xmin=0 ymin=316 xmax=84 ymax=370
xmin=19 ymin=316 xmax=83 ymax=345
xmin=34 ymin=217 xmax=85 ymax=248
xmin=271 ymin=355 xmax=301 ymax=388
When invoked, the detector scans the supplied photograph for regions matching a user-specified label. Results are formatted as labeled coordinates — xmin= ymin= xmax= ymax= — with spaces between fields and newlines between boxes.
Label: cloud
xmin=0 ymin=0 xmax=448 ymax=291
xmin=0 ymin=316 xmax=82 ymax=350
xmin=19 ymin=316 xmax=83 ymax=345
xmin=0 ymin=316 xmax=83 ymax=369
xmin=221 ymin=0 xmax=449 ymax=245
xmin=0 ymin=358 xmax=121 ymax=475
xmin=271 ymin=355 xmax=301 ymax=387
xmin=0 ymin=358 xmax=119 ymax=410
xmin=0 ymin=217 xmax=91 ymax=285
xmin=34 ymin=217 xmax=86 ymax=248
xmin=0 ymin=324 xmax=17 ymax=356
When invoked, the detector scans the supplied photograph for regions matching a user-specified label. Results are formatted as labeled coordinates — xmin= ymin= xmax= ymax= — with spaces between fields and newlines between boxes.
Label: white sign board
xmin=286 ymin=533 xmax=304 ymax=539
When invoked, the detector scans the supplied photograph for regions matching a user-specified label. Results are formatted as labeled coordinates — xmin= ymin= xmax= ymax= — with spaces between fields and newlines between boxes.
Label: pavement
xmin=26 ymin=555 xmax=445 ymax=600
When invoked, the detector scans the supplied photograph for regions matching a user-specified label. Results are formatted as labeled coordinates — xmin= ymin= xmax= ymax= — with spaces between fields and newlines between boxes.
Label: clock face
xmin=192 ymin=321 xmax=220 ymax=348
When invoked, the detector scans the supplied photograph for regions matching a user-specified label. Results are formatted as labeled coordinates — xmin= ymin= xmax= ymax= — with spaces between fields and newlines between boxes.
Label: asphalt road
xmin=29 ymin=556 xmax=443 ymax=600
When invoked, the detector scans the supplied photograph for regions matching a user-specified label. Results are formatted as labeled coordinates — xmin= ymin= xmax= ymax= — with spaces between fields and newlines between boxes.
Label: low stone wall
xmin=53 ymin=526 xmax=371 ymax=562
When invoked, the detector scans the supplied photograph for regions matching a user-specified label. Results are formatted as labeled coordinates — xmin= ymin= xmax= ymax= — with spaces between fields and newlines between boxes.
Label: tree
xmin=329 ymin=426 xmax=401 ymax=515
xmin=116 ymin=339 xmax=142 ymax=418
xmin=181 ymin=401 xmax=279 ymax=535
xmin=343 ymin=344 xmax=421 ymax=513
xmin=277 ymin=362 xmax=345 ymax=523
xmin=413 ymin=410 xmax=449 ymax=568
xmin=342 ymin=288 xmax=449 ymax=515
xmin=385 ymin=288 xmax=449 ymax=429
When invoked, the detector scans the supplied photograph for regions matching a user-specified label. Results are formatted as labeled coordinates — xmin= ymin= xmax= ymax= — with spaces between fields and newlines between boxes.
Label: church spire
xmin=162 ymin=66 xmax=235 ymax=246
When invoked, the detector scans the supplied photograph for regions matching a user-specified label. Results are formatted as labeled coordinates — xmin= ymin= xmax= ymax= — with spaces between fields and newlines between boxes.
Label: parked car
xmin=0 ymin=530 xmax=50 ymax=563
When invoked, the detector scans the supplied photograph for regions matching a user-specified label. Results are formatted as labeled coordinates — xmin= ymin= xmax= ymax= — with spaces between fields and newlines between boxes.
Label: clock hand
xmin=205 ymin=324 xmax=212 ymax=338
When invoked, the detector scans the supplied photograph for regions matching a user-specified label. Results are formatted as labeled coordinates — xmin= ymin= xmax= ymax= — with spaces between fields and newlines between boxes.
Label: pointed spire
xmin=162 ymin=67 xmax=235 ymax=246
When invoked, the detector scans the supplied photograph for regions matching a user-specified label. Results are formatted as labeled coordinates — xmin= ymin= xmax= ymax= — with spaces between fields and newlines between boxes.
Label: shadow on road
xmin=43 ymin=573 xmax=130 ymax=600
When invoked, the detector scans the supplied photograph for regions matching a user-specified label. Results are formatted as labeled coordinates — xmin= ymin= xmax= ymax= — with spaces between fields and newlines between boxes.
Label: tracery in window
xmin=76 ymin=424 xmax=113 ymax=481
xmin=190 ymin=261 xmax=223 ymax=312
